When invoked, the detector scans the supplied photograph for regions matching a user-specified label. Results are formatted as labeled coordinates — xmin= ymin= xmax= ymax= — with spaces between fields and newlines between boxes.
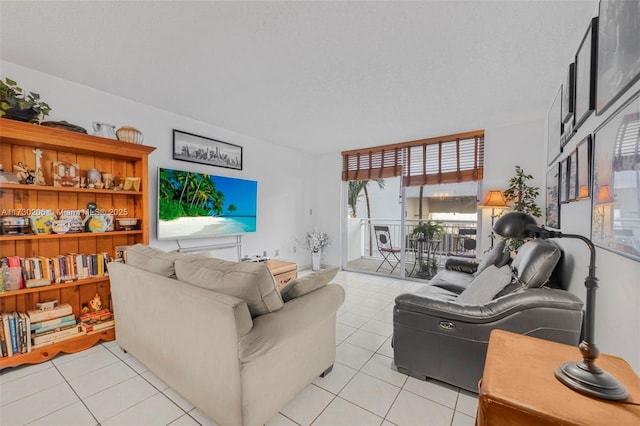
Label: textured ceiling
xmin=0 ymin=1 xmax=597 ymax=154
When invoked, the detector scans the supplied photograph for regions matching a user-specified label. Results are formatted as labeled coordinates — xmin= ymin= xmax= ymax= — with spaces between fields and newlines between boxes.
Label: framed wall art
xmin=568 ymin=150 xmax=578 ymax=201
xmin=548 ymin=87 xmax=563 ymax=165
xmin=562 ymin=63 xmax=575 ymax=124
xmin=559 ymin=157 xmax=569 ymax=204
xmin=173 ymin=129 xmax=243 ymax=170
xmin=596 ymin=0 xmax=640 ymax=115
xmin=576 ymin=135 xmax=592 ymax=200
xmin=545 ymin=164 xmax=560 ymax=229
xmin=591 ymin=90 xmax=640 ymax=261
xmin=574 ymin=17 xmax=598 ymax=131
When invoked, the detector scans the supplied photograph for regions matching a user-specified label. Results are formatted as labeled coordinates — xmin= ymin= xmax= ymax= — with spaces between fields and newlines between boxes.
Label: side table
xmin=266 ymin=260 xmax=298 ymax=290
xmin=477 ymin=330 xmax=640 ymax=426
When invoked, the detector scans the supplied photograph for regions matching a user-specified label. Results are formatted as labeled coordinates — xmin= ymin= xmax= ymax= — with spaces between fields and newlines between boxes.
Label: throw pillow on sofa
xmin=456 ymin=265 xmax=513 ymax=305
xmin=126 ymin=244 xmax=187 ymax=278
xmin=280 ymin=268 xmax=339 ymax=302
xmin=474 ymin=239 xmax=509 ymax=276
xmin=175 ymin=257 xmax=283 ymax=317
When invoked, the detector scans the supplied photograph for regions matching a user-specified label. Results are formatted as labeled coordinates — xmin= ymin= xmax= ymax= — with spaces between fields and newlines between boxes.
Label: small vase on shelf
xmin=311 ymin=250 xmax=321 ymax=271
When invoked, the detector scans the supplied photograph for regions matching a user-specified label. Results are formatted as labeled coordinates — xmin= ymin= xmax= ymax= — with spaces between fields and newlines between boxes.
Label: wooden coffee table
xmin=266 ymin=260 xmax=297 ymax=290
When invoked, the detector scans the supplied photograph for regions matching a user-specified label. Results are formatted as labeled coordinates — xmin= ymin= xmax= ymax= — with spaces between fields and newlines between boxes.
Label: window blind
xmin=341 ymin=130 xmax=484 ymax=186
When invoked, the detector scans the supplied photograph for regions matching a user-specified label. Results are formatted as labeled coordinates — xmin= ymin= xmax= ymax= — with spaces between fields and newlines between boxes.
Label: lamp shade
xmin=493 ymin=212 xmax=538 ymax=239
xmin=595 ymin=185 xmax=616 ymax=205
xmin=480 ymin=190 xmax=509 ymax=208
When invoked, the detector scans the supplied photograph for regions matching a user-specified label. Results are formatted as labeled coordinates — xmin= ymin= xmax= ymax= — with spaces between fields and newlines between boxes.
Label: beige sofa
xmin=107 ymin=245 xmax=345 ymax=426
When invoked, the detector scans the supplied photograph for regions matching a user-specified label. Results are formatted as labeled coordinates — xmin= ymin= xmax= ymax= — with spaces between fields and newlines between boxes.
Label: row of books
xmin=0 ymin=303 xmax=115 ymax=357
xmin=0 ymin=252 xmax=112 ymax=291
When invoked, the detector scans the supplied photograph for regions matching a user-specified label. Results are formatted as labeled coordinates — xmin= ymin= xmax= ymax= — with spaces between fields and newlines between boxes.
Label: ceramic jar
xmin=116 ymin=126 xmax=144 ymax=144
xmin=29 ymin=210 xmax=56 ymax=234
xmin=86 ymin=168 xmax=102 ymax=187
xmin=58 ymin=209 xmax=84 ymax=233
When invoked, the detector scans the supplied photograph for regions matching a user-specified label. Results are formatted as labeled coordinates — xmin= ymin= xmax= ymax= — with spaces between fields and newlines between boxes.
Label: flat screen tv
xmin=157 ymin=167 xmax=257 ymax=240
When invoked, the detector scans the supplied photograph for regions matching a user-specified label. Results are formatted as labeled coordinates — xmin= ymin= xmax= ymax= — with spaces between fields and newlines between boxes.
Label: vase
xmin=311 ymin=250 xmax=321 ymax=271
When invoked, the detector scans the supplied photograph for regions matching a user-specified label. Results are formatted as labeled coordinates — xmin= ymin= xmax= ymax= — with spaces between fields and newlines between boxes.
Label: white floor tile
xmin=123 ymin=355 xmax=149 ymax=373
xmin=386 ymin=389 xmax=454 ymax=426
xmin=360 ymin=298 xmax=389 ymax=310
xmin=336 ymin=312 xmax=369 ymax=328
xmin=164 ymin=387 xmax=195 ymax=412
xmin=346 ymin=304 xmax=382 ymax=319
xmin=27 ymin=400 xmax=97 ymax=426
xmin=338 ymin=372 xmax=400 ymax=417
xmin=170 ymin=413 xmax=202 ymax=426
xmin=68 ymin=360 xmax=138 ymax=398
xmin=266 ymin=412 xmax=300 ymax=426
xmin=335 ymin=323 xmax=357 ymax=342
xmin=0 ymin=361 xmax=52 ymax=384
xmin=361 ymin=319 xmax=394 ymax=337
xmin=452 ymin=411 xmax=475 ymax=426
xmin=403 ymin=376 xmax=459 ymax=409
xmin=83 ymin=375 xmax=158 ymax=422
xmin=103 ymin=341 xmax=132 ymax=360
xmin=1 ymin=367 xmax=64 ymax=406
xmin=51 ymin=344 xmax=106 ymax=366
xmin=280 ymin=384 xmax=334 ymax=426
xmin=455 ymin=390 xmax=478 ymax=417
xmin=311 ymin=397 xmax=383 ymax=426
xmin=361 ymin=354 xmax=408 ymax=388
xmin=102 ymin=392 xmax=184 ymax=425
xmin=188 ymin=407 xmax=220 ymax=426
xmin=344 ymin=329 xmax=387 ymax=352
xmin=1 ymin=382 xmax=79 ymax=425
xmin=335 ymin=342 xmax=374 ymax=370
xmin=373 ymin=309 xmax=394 ymax=324
xmin=312 ymin=362 xmax=358 ymax=394
xmin=376 ymin=337 xmax=395 ymax=358
xmin=54 ymin=348 xmax=120 ymax=380
xmin=142 ymin=369 xmax=170 ymax=391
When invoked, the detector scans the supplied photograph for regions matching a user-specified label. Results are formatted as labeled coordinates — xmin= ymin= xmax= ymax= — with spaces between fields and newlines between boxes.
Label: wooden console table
xmin=478 ymin=330 xmax=640 ymax=425
xmin=266 ymin=260 xmax=297 ymax=290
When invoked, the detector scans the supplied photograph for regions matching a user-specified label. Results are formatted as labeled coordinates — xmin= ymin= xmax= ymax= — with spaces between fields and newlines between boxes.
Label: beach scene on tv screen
xmin=158 ymin=168 xmax=257 ymax=239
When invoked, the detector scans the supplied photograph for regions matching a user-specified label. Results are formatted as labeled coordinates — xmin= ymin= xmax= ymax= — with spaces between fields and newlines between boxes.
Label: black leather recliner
xmin=393 ymin=239 xmax=584 ymax=393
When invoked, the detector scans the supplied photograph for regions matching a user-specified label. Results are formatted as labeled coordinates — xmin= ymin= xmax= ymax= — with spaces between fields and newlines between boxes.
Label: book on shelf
xmin=81 ymin=319 xmax=115 ymax=334
xmin=32 ymin=319 xmax=77 ymax=335
xmin=0 ymin=315 xmax=8 ymax=357
xmin=36 ymin=299 xmax=59 ymax=311
xmin=31 ymin=325 xmax=80 ymax=346
xmin=1 ymin=313 xmax=12 ymax=357
xmin=79 ymin=309 xmax=112 ymax=323
xmin=30 ymin=313 xmax=75 ymax=331
xmin=26 ymin=303 xmax=73 ymax=323
xmin=30 ymin=330 xmax=81 ymax=350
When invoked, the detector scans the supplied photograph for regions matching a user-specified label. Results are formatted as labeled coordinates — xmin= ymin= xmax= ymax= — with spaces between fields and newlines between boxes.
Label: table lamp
xmin=493 ymin=212 xmax=629 ymax=400
xmin=480 ymin=190 xmax=509 ymax=248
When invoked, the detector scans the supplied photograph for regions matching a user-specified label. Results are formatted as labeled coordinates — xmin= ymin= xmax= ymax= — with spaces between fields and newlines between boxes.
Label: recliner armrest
xmin=444 ymin=257 xmax=479 ymax=274
xmin=394 ymin=288 xmax=583 ymax=324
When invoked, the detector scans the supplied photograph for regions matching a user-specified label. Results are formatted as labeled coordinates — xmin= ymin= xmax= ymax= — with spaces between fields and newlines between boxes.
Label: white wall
xmin=1 ymin=61 xmax=316 ymax=266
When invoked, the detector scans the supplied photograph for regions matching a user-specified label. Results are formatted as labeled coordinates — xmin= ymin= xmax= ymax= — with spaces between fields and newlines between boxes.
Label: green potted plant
xmin=0 ymin=77 xmax=51 ymax=123
xmin=412 ymin=220 xmax=444 ymax=240
xmin=498 ymin=165 xmax=542 ymax=251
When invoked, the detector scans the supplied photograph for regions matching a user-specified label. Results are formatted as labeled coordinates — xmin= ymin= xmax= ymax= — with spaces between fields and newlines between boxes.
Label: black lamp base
xmin=554 ymin=361 xmax=629 ymax=401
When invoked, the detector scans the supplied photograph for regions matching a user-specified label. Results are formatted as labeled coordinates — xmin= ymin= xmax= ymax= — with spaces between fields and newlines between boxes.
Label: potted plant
xmin=412 ymin=220 xmax=444 ymax=240
xmin=298 ymin=228 xmax=334 ymax=271
xmin=499 ymin=165 xmax=542 ymax=251
xmin=0 ymin=77 xmax=51 ymax=123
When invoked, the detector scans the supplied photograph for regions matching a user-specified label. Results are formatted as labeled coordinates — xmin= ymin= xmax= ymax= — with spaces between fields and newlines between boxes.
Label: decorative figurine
xmin=13 ymin=162 xmax=30 ymax=183
xmin=32 ymin=149 xmax=46 ymax=185
xmin=89 ymin=293 xmax=102 ymax=312
xmin=24 ymin=170 xmax=36 ymax=184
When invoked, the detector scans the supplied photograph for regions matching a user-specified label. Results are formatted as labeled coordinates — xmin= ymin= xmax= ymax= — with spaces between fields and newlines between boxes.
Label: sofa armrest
xmin=239 ymin=283 xmax=345 ymax=363
xmin=444 ymin=257 xmax=479 ymax=274
xmin=394 ymin=288 xmax=583 ymax=324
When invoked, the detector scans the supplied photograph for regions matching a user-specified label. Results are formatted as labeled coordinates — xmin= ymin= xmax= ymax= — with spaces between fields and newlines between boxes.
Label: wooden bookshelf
xmin=0 ymin=118 xmax=155 ymax=369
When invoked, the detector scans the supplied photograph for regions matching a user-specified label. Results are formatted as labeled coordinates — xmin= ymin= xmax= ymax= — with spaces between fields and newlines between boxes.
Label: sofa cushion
xmin=456 ymin=265 xmax=513 ymax=305
xmin=126 ymin=244 xmax=187 ymax=278
xmin=428 ymin=269 xmax=475 ymax=294
xmin=474 ymin=239 xmax=508 ymax=276
xmin=512 ymin=240 xmax=561 ymax=289
xmin=174 ymin=257 xmax=283 ymax=317
xmin=280 ymin=268 xmax=339 ymax=302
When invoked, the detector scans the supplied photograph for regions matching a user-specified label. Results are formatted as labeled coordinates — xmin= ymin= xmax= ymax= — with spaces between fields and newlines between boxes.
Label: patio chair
xmin=374 ymin=225 xmax=402 ymax=273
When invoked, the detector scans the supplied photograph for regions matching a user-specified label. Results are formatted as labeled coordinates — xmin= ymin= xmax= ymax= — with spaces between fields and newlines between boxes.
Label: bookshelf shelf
xmin=0 ymin=118 xmax=154 ymax=368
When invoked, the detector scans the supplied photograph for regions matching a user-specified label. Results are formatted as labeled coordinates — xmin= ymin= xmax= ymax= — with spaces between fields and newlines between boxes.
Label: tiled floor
xmin=0 ymin=270 xmax=477 ymax=426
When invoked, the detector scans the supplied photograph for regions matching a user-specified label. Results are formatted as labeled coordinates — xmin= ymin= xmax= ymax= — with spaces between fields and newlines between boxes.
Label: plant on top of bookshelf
xmin=0 ymin=77 xmax=51 ymax=123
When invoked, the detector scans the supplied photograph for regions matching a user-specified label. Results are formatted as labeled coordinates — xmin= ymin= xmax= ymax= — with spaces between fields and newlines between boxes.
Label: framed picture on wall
xmin=576 ymin=135 xmax=592 ymax=200
xmin=591 ymin=90 xmax=640 ymax=262
xmin=596 ymin=0 xmax=640 ymax=115
xmin=574 ymin=17 xmax=598 ymax=131
xmin=545 ymin=164 xmax=560 ymax=229
xmin=559 ymin=157 xmax=569 ymax=204
xmin=548 ymin=87 xmax=563 ymax=165
xmin=173 ymin=129 xmax=243 ymax=170
xmin=562 ymin=63 xmax=575 ymax=124
xmin=568 ymin=150 xmax=578 ymax=201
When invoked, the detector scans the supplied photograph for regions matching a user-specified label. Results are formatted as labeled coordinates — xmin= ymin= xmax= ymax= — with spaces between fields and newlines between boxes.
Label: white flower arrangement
xmin=299 ymin=228 xmax=334 ymax=253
